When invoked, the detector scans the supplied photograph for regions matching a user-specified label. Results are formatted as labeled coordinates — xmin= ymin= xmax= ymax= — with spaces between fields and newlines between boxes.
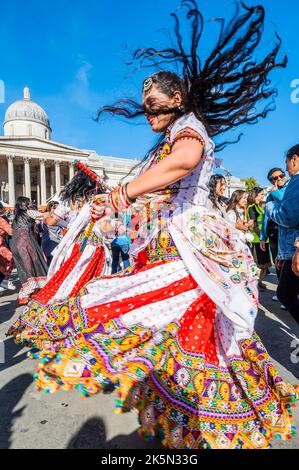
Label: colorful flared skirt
xmin=8 ymin=252 xmax=298 ymax=449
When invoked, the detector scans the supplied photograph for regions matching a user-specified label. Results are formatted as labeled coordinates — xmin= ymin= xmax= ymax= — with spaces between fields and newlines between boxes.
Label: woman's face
xmin=238 ymin=193 xmax=248 ymax=208
xmin=255 ymin=191 xmax=265 ymax=204
xmin=216 ymin=179 xmax=226 ymax=198
xmin=143 ymin=83 xmax=182 ymax=133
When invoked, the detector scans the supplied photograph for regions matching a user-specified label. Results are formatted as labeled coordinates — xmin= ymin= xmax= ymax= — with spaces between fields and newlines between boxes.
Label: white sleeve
xmin=226 ymin=210 xmax=237 ymax=225
xmin=170 ymin=113 xmax=208 ymax=149
xmin=27 ymin=209 xmax=44 ymax=220
xmin=53 ymin=202 xmax=70 ymax=221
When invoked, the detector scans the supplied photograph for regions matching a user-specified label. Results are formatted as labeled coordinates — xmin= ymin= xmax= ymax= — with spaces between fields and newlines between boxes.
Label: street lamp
xmin=218 ymin=165 xmax=232 ymax=199
xmin=226 ymin=171 xmax=232 ymax=198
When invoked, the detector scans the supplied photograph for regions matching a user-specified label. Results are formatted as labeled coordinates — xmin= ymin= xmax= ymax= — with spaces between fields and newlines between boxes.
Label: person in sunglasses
xmin=265 ymin=146 xmax=299 ymax=323
xmin=260 ymin=168 xmax=288 ymax=298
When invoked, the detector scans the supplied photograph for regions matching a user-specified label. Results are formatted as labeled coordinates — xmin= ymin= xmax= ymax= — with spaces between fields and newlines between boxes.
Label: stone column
xmin=7 ymin=155 xmax=16 ymax=206
xmin=24 ymin=157 xmax=31 ymax=199
xmin=50 ymin=169 xmax=55 ymax=197
xmin=40 ymin=159 xmax=47 ymax=205
xmin=55 ymin=160 xmax=61 ymax=194
xmin=69 ymin=162 xmax=75 ymax=181
xmin=37 ymin=182 xmax=41 ymax=206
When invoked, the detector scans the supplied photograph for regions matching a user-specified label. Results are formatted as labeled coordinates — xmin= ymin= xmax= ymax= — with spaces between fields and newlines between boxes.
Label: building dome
xmin=3 ymin=87 xmax=52 ymax=139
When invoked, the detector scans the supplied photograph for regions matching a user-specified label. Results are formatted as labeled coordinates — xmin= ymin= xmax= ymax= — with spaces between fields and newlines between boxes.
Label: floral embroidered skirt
xmin=8 ymin=211 xmax=298 ymax=449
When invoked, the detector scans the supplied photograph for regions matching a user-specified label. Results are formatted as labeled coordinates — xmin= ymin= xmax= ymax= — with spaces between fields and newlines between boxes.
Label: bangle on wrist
xmin=109 ymin=189 xmax=120 ymax=212
xmin=109 ymin=184 xmax=136 ymax=211
xmin=124 ymin=183 xmax=136 ymax=204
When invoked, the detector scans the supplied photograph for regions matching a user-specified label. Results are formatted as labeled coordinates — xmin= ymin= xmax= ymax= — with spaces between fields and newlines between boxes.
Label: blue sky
xmin=0 ymin=0 xmax=298 ymax=185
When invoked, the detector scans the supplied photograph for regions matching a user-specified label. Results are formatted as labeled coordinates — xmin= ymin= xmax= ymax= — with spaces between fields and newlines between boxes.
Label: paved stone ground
xmin=0 ymin=271 xmax=298 ymax=449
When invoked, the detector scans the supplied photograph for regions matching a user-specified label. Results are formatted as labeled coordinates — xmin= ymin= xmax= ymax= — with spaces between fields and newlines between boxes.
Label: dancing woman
xmin=9 ymin=1 xmax=297 ymax=449
xmin=47 ymin=168 xmax=100 ymax=229
xmin=17 ymin=167 xmax=112 ymax=307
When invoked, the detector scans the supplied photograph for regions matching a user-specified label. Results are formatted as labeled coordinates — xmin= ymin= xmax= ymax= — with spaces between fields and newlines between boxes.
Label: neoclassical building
xmin=0 ymin=87 xmax=138 ymax=206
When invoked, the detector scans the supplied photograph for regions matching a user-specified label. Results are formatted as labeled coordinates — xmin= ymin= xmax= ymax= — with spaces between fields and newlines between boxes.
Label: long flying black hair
xmin=95 ymin=0 xmax=286 ymax=159
xmin=59 ymin=170 xmax=102 ymax=203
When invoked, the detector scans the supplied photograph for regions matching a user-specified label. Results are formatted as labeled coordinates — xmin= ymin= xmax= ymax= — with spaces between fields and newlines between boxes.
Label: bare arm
xmin=46 ymin=203 xmax=70 ymax=226
xmin=27 ymin=209 xmax=44 ymax=220
xmin=44 ymin=215 xmax=59 ymax=226
xmin=126 ymin=140 xmax=204 ymax=200
xmin=91 ymin=139 xmax=204 ymax=221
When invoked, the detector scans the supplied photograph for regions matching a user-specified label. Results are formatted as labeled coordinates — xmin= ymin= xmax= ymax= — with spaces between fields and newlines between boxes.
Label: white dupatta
xmin=47 ymin=203 xmax=91 ymax=279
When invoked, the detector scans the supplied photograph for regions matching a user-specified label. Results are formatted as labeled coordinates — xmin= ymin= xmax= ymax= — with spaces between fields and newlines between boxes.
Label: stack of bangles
xmin=109 ymin=183 xmax=136 ymax=211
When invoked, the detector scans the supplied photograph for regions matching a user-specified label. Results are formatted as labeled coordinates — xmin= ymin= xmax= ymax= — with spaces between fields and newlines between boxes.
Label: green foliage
xmin=241 ymin=177 xmax=260 ymax=191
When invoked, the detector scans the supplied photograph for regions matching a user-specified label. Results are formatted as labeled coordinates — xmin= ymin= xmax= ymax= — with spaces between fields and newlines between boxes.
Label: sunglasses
xmin=271 ymin=173 xmax=285 ymax=182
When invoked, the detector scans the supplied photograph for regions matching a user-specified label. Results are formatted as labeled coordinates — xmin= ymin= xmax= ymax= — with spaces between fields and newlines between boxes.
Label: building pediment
xmin=0 ymin=136 xmax=93 ymax=159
